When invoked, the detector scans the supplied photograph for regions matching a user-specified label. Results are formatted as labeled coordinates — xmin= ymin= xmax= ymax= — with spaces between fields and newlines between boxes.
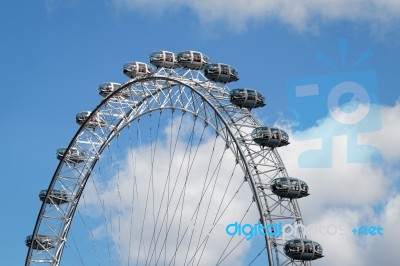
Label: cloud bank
xmin=278 ymin=100 xmax=400 ymax=265
xmin=112 ymin=0 xmax=400 ymax=32
xmin=79 ymin=115 xmax=258 ymax=265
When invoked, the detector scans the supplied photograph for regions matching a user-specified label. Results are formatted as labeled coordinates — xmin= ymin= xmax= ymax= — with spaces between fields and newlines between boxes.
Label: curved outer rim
xmin=26 ymin=73 xmax=298 ymax=265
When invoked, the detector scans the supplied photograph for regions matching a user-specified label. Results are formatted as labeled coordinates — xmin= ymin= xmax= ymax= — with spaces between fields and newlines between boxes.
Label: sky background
xmin=1 ymin=0 xmax=399 ymax=265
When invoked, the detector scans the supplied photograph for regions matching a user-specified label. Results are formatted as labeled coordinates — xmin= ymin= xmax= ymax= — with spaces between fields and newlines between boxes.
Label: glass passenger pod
xmin=39 ymin=189 xmax=71 ymax=205
xmin=123 ymin=61 xmax=153 ymax=79
xmin=76 ymin=111 xmax=107 ymax=128
xmin=284 ymin=239 xmax=323 ymax=261
xmin=230 ymin=88 xmax=266 ymax=109
xmin=98 ymin=82 xmax=129 ymax=98
xmin=177 ymin=50 xmax=210 ymax=70
xmin=251 ymin=127 xmax=290 ymax=148
xmin=204 ymin=63 xmax=239 ymax=83
xmin=25 ymin=235 xmax=56 ymax=250
xmin=149 ymin=51 xmax=179 ymax=69
xmin=270 ymin=177 xmax=309 ymax=199
xmin=56 ymin=147 xmax=87 ymax=164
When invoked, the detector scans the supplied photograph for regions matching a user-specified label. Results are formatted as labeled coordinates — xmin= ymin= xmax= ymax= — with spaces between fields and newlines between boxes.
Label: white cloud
xmin=111 ymin=0 xmax=400 ymax=32
xmin=359 ymin=99 xmax=400 ymax=162
xmin=80 ymin=116 xmax=258 ymax=265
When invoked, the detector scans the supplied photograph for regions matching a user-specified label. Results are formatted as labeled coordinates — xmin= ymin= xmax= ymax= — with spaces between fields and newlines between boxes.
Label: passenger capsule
xmin=204 ymin=63 xmax=239 ymax=83
xmin=284 ymin=239 xmax=323 ymax=261
xmin=98 ymin=82 xmax=129 ymax=98
xmin=39 ymin=189 xmax=71 ymax=205
xmin=123 ymin=61 xmax=153 ymax=79
xmin=230 ymin=88 xmax=266 ymax=109
xmin=251 ymin=127 xmax=289 ymax=148
xmin=56 ymin=147 xmax=87 ymax=164
xmin=149 ymin=51 xmax=179 ymax=69
xmin=25 ymin=235 xmax=56 ymax=250
xmin=177 ymin=51 xmax=210 ymax=70
xmin=76 ymin=111 xmax=107 ymax=128
xmin=270 ymin=177 xmax=309 ymax=199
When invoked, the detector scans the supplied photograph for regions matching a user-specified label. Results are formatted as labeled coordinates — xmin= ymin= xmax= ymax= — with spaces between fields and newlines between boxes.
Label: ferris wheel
xmin=25 ymin=50 xmax=323 ymax=265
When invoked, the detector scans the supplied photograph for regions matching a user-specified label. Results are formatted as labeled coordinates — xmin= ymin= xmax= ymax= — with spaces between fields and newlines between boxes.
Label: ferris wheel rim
xmin=25 ymin=73 xmax=279 ymax=265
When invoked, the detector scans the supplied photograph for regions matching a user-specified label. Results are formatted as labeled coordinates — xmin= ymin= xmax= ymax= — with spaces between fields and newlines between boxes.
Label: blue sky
xmin=1 ymin=0 xmax=399 ymax=265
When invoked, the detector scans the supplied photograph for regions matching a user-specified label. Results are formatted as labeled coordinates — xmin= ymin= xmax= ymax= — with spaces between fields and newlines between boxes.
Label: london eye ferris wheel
xmin=25 ymin=50 xmax=324 ymax=265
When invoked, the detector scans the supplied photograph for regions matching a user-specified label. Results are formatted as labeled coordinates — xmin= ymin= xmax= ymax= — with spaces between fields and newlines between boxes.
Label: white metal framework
xmin=25 ymin=55 xmax=319 ymax=265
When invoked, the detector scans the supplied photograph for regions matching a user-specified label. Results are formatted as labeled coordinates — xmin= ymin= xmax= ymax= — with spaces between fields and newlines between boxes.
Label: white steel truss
xmin=26 ymin=69 xmax=311 ymax=266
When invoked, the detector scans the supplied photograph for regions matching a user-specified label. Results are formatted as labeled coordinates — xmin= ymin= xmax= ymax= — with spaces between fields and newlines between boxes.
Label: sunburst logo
xmin=287 ymin=39 xmax=382 ymax=168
